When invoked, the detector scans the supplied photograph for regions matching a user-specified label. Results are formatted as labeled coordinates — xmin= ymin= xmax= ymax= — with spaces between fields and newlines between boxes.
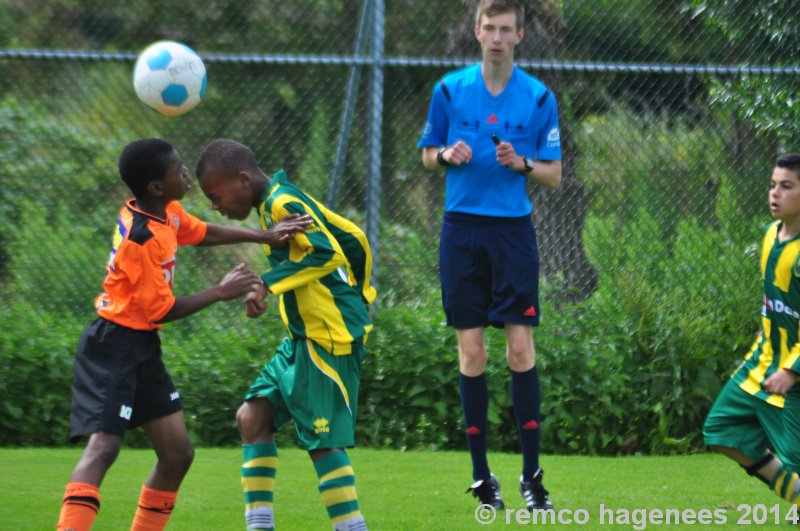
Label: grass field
xmin=3 ymin=447 xmax=796 ymax=530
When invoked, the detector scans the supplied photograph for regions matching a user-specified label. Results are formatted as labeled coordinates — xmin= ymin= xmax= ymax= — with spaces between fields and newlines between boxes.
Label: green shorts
xmin=703 ymin=378 xmax=800 ymax=472
xmin=245 ymin=337 xmax=364 ymax=450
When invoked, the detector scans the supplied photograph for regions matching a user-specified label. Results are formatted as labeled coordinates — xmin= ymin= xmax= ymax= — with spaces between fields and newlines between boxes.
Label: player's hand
xmin=245 ymin=283 xmax=269 ymax=318
xmin=763 ymin=368 xmax=798 ymax=397
xmin=217 ymin=263 xmax=261 ymax=301
xmin=495 ymin=140 xmax=524 ymax=171
xmin=443 ymin=141 xmax=472 ymax=165
xmin=263 ymin=213 xmax=313 ymax=246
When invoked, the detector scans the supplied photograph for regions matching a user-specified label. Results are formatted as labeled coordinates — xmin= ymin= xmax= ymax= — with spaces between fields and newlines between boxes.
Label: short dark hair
xmin=195 ymin=138 xmax=260 ymax=180
xmin=776 ymin=153 xmax=800 ymax=176
xmin=475 ymin=0 xmax=524 ymax=30
xmin=118 ymin=138 xmax=176 ymax=198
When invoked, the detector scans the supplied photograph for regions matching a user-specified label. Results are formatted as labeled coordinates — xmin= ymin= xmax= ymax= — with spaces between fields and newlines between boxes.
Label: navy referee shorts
xmin=439 ymin=212 xmax=540 ymax=329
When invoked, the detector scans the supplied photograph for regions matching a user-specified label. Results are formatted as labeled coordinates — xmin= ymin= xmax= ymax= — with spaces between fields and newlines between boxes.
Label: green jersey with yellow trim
xmin=732 ymin=221 xmax=800 ymax=407
xmin=257 ymin=170 xmax=375 ymax=354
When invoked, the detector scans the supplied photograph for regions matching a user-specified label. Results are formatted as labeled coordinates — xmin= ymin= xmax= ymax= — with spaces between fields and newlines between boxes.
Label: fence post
xmin=328 ymin=0 xmax=372 ymax=209
xmin=366 ymin=0 xmax=384 ymax=294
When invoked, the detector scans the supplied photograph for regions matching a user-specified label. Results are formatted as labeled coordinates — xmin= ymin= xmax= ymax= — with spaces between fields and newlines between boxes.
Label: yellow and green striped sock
xmin=770 ymin=465 xmax=800 ymax=505
xmin=242 ymin=442 xmax=278 ymax=531
xmin=314 ymin=451 xmax=367 ymax=531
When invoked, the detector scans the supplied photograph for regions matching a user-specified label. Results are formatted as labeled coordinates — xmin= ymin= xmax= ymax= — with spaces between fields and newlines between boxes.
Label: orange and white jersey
xmin=95 ymin=199 xmax=207 ymax=330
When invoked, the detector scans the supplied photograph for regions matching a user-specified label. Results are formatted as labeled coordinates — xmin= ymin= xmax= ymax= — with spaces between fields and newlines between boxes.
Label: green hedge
xmin=0 ymin=224 xmax=760 ymax=454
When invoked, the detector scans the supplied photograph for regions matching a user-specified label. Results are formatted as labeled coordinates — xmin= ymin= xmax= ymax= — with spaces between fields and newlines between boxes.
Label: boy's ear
xmin=147 ymin=180 xmax=164 ymax=197
xmin=238 ymin=171 xmax=253 ymax=188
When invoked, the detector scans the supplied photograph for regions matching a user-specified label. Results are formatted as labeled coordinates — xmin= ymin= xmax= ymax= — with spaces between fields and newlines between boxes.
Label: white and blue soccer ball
xmin=133 ymin=41 xmax=207 ymax=116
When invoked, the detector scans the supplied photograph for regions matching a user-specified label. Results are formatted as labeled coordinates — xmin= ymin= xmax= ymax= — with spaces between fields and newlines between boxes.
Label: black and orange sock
xmin=57 ymin=482 xmax=100 ymax=531
xmin=130 ymin=485 xmax=178 ymax=531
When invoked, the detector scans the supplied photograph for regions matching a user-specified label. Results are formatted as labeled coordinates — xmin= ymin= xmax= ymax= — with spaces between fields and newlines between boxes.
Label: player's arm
xmin=260 ymin=201 xmax=347 ymax=295
xmin=198 ymin=214 xmax=312 ymax=247
xmin=157 ymin=263 xmax=260 ymax=323
xmin=247 ymin=221 xmax=345 ymax=318
xmin=128 ymin=237 xmax=259 ymax=325
xmin=319 ymin=206 xmax=377 ymax=305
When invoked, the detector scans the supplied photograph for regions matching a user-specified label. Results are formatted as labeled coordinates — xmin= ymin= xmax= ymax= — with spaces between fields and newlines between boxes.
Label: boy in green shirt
xmin=196 ymin=138 xmax=376 ymax=531
xmin=704 ymin=153 xmax=800 ymax=512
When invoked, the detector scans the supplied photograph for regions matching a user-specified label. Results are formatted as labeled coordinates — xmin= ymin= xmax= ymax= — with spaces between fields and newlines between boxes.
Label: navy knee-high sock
xmin=460 ymin=372 xmax=491 ymax=481
xmin=512 ymin=366 xmax=541 ymax=480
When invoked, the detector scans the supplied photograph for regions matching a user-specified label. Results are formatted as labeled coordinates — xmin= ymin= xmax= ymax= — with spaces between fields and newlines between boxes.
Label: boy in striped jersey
xmin=704 ymin=153 xmax=800 ymax=512
xmin=196 ymin=139 xmax=376 ymax=531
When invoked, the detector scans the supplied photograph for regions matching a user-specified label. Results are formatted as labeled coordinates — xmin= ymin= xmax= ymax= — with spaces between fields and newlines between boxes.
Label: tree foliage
xmin=690 ymin=0 xmax=800 ymax=148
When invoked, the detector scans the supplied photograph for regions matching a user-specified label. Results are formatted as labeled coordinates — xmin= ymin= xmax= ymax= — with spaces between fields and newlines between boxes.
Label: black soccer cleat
xmin=520 ymin=469 xmax=554 ymax=512
xmin=466 ymin=473 xmax=504 ymax=510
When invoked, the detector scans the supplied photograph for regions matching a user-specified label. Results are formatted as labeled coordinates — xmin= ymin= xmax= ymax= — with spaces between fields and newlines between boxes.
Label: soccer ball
xmin=133 ymin=41 xmax=207 ymax=116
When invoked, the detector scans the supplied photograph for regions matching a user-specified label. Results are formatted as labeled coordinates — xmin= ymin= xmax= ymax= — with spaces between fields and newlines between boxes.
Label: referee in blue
xmin=418 ymin=0 xmax=562 ymax=514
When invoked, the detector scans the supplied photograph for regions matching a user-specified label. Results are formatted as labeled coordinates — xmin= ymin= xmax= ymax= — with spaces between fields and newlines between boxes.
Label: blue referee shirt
xmin=418 ymin=64 xmax=562 ymax=217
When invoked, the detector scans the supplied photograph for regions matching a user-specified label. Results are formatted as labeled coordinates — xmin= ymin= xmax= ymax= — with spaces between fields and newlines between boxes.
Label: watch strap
xmin=436 ymin=146 xmax=450 ymax=167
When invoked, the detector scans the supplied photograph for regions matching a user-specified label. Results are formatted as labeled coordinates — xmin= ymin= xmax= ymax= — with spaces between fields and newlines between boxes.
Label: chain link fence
xmin=2 ymin=1 xmax=800 ymax=448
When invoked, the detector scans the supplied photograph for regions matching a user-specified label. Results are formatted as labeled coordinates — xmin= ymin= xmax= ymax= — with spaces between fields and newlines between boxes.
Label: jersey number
xmin=162 ymin=257 xmax=176 ymax=288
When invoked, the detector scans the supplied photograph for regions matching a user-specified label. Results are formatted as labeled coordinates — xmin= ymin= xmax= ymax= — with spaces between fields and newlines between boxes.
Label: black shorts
xmin=439 ymin=212 xmax=540 ymax=329
xmin=69 ymin=317 xmax=183 ymax=442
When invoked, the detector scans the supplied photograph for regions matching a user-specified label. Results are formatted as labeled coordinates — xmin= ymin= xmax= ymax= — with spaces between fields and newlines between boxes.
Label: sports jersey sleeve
xmin=123 ymin=238 xmax=175 ymax=323
xmin=417 ymin=80 xmax=450 ymax=148
xmin=260 ymin=196 xmax=347 ymax=295
xmin=319 ymin=205 xmax=377 ymax=305
xmin=783 ymin=342 xmax=800 ymax=374
xmin=172 ymin=201 xmax=208 ymax=247
xmin=535 ymin=90 xmax=562 ymax=161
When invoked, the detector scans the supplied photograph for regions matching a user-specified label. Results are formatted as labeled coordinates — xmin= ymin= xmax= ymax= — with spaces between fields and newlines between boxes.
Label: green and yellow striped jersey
xmin=732 ymin=221 xmax=800 ymax=407
xmin=257 ymin=170 xmax=376 ymax=354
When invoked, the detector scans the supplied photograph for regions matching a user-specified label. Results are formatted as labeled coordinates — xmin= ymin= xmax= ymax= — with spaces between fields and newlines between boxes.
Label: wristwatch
xmin=436 ymin=146 xmax=450 ymax=167
xmin=520 ymin=156 xmax=534 ymax=175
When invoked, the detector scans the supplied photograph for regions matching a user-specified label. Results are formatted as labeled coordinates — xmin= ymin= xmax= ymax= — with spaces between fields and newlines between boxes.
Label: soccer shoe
xmin=466 ymin=473 xmax=504 ymax=510
xmin=520 ymin=469 xmax=554 ymax=512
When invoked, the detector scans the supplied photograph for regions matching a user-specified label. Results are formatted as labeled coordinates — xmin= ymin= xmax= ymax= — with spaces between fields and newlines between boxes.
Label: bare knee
xmin=460 ymin=344 xmax=487 ymax=364
xmin=84 ymin=434 xmax=122 ymax=469
xmin=458 ymin=344 xmax=488 ymax=376
xmin=70 ymin=433 xmax=123 ymax=484
xmin=505 ymin=325 xmax=535 ymax=371
xmin=156 ymin=437 xmax=195 ymax=479
xmin=236 ymin=402 xmax=255 ymax=434
xmin=171 ymin=439 xmax=195 ymax=475
xmin=237 ymin=400 xmax=274 ymax=443
xmin=506 ymin=344 xmax=535 ymax=371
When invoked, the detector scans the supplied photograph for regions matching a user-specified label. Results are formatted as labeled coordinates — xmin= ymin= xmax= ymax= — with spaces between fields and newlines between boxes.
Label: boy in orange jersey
xmin=57 ymin=138 xmax=310 ymax=531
